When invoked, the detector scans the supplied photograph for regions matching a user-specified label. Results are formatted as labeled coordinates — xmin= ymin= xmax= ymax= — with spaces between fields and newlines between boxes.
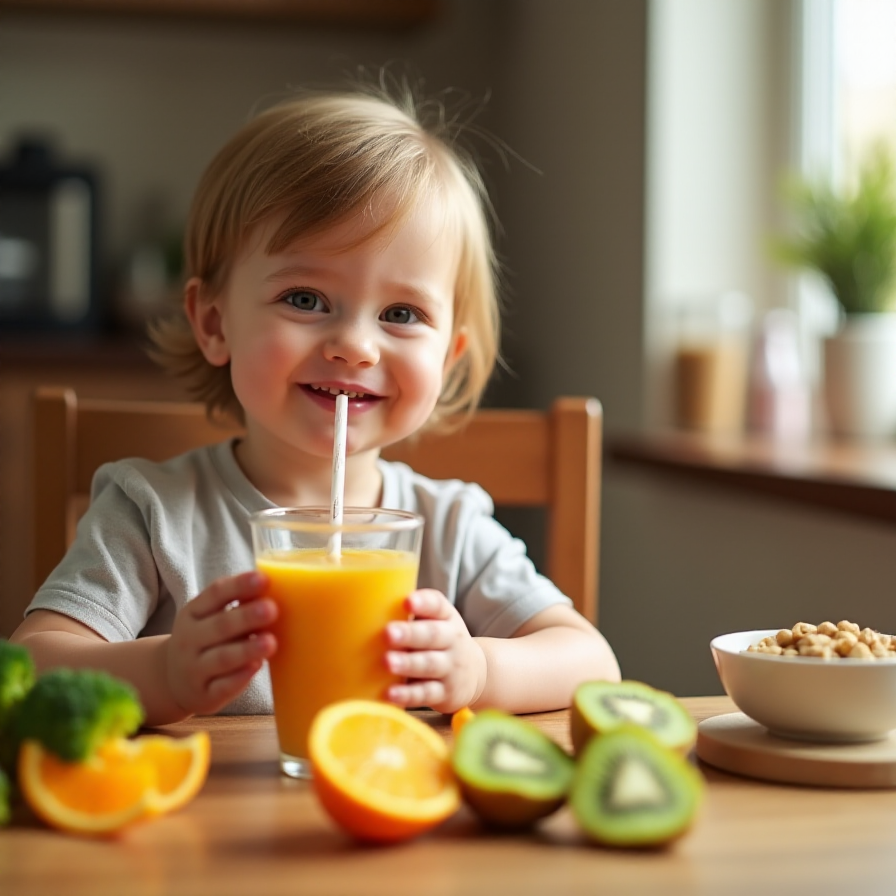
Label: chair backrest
xmin=32 ymin=387 xmax=602 ymax=622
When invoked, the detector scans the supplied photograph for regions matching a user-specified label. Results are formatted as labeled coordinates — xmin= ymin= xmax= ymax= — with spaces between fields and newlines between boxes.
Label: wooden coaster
xmin=696 ymin=713 xmax=896 ymax=788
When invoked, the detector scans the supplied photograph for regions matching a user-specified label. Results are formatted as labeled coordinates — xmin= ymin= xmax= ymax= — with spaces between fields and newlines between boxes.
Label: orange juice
xmin=259 ymin=547 xmax=418 ymax=764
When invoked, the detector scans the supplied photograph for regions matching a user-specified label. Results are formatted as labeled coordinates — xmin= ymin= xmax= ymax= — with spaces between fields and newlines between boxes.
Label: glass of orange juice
xmin=249 ymin=507 xmax=423 ymax=779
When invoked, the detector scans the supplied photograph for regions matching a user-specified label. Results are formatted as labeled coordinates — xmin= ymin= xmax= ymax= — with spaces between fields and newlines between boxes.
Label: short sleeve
xmin=380 ymin=461 xmax=573 ymax=639
xmin=453 ymin=510 xmax=572 ymax=638
xmin=26 ymin=464 xmax=161 ymax=641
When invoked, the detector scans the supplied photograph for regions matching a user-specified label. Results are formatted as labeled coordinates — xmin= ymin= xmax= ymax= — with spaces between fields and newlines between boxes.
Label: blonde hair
xmin=150 ymin=87 xmax=501 ymax=431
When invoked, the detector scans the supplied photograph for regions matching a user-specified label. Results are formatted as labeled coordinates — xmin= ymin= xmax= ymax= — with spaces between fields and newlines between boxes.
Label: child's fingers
xmin=386 ymin=649 xmax=451 ymax=679
xmin=198 ymin=632 xmax=277 ymax=682
xmin=386 ymin=618 xmax=451 ymax=650
xmin=204 ymin=660 xmax=266 ymax=709
xmin=193 ymin=597 xmax=278 ymax=650
xmin=189 ymin=571 xmax=269 ymax=620
xmin=387 ymin=679 xmax=446 ymax=709
xmin=406 ymin=589 xmax=453 ymax=620
xmin=388 ymin=590 xmax=463 ymax=649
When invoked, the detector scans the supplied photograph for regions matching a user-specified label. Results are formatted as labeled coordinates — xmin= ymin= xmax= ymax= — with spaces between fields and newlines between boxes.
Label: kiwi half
xmin=570 ymin=680 xmax=697 ymax=755
xmin=570 ymin=724 xmax=703 ymax=847
xmin=451 ymin=709 xmax=575 ymax=828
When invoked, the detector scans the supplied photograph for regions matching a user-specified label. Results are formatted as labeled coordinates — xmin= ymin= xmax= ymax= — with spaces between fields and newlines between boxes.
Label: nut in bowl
xmin=711 ymin=627 xmax=896 ymax=743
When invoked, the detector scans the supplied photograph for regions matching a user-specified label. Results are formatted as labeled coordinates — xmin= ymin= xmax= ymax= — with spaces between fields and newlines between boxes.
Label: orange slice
xmin=19 ymin=731 xmax=210 ymax=836
xmin=451 ymin=706 xmax=475 ymax=736
xmin=129 ymin=733 xmax=212 ymax=814
xmin=308 ymin=700 xmax=460 ymax=843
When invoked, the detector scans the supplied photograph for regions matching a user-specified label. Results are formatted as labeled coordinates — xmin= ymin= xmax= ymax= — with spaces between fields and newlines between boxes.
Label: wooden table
xmin=5 ymin=697 xmax=896 ymax=895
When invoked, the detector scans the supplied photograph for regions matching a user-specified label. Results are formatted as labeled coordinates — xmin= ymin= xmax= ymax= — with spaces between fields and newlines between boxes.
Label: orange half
xmin=19 ymin=731 xmax=211 ymax=836
xmin=308 ymin=700 xmax=460 ymax=843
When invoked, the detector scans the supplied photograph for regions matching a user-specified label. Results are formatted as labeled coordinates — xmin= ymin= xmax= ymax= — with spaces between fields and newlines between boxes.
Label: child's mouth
xmin=302 ymin=384 xmax=381 ymax=405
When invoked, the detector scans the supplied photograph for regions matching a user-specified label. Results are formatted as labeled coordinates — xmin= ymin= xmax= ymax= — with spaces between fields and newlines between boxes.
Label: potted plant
xmin=775 ymin=145 xmax=896 ymax=439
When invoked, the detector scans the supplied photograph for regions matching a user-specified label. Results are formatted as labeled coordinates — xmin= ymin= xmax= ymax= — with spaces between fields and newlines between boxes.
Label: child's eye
xmin=282 ymin=289 xmax=326 ymax=312
xmin=381 ymin=306 xmax=420 ymax=325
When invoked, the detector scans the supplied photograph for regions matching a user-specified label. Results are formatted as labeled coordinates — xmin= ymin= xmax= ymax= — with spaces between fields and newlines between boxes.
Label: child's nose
xmin=323 ymin=324 xmax=380 ymax=367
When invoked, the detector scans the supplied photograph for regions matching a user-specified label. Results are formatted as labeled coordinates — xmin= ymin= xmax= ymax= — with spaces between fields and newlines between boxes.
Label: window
xmin=836 ymin=0 xmax=896 ymax=176
xmin=798 ymin=0 xmax=896 ymax=186
xmin=794 ymin=0 xmax=896 ymax=372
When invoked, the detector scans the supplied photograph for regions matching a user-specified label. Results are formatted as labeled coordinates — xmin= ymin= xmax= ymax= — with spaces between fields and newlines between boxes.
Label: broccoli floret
xmin=15 ymin=668 xmax=144 ymax=762
xmin=0 ymin=640 xmax=36 ymax=731
xmin=0 ymin=767 xmax=9 ymax=826
xmin=0 ymin=768 xmax=13 ymax=827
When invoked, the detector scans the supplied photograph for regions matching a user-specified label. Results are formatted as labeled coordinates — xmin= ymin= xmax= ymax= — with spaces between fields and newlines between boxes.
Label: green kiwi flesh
xmin=451 ymin=709 xmax=575 ymax=828
xmin=571 ymin=680 xmax=697 ymax=755
xmin=570 ymin=724 xmax=703 ymax=847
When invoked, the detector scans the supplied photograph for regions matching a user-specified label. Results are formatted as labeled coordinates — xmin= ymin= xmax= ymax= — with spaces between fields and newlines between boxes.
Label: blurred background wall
xmin=1 ymin=0 xmax=892 ymax=692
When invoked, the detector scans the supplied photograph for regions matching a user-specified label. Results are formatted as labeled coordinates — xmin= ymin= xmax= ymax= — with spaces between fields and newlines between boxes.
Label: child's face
xmin=191 ymin=196 xmax=465 ymax=461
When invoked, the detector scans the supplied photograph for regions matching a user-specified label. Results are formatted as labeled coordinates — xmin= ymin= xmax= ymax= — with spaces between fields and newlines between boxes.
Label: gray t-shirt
xmin=27 ymin=439 xmax=570 ymax=714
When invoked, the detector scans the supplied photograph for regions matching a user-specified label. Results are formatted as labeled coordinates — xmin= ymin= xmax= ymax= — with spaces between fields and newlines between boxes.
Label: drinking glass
xmin=249 ymin=507 xmax=423 ymax=779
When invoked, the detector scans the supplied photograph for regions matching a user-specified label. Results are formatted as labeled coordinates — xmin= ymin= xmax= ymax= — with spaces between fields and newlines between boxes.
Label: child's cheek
xmin=412 ymin=351 xmax=453 ymax=418
xmin=230 ymin=332 xmax=293 ymax=398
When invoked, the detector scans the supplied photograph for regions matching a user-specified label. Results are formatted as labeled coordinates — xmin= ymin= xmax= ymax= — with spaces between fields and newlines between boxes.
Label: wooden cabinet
xmin=0 ymin=336 xmax=189 ymax=636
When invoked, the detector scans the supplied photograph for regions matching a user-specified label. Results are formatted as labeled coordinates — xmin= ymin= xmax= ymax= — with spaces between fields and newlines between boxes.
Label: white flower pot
xmin=822 ymin=313 xmax=896 ymax=440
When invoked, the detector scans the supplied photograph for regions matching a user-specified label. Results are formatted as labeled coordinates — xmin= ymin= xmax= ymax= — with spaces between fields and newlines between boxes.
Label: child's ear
xmin=185 ymin=277 xmax=230 ymax=367
xmin=445 ymin=327 xmax=468 ymax=371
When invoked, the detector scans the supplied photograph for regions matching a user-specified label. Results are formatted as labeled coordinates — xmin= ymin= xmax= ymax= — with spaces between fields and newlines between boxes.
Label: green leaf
xmin=772 ymin=144 xmax=896 ymax=315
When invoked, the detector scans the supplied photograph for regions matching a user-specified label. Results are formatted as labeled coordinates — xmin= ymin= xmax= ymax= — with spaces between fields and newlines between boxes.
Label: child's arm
xmin=385 ymin=590 xmax=620 ymax=715
xmin=10 ymin=571 xmax=278 ymax=726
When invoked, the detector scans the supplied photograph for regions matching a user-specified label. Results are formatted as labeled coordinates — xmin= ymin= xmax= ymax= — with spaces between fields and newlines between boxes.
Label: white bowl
xmin=711 ymin=629 xmax=896 ymax=743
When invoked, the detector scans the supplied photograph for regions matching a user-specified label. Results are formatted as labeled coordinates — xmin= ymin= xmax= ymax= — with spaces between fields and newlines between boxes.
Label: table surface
xmin=5 ymin=696 xmax=896 ymax=896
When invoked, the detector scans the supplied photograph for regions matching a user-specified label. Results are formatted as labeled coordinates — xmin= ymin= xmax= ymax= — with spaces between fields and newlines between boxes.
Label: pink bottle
xmin=747 ymin=309 xmax=812 ymax=440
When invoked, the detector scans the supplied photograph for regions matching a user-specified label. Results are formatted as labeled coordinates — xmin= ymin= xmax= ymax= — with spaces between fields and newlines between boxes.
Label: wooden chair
xmin=31 ymin=387 xmax=602 ymax=622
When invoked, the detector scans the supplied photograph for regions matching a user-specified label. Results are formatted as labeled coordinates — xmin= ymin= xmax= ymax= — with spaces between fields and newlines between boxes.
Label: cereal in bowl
xmin=745 ymin=621 xmax=895 ymax=660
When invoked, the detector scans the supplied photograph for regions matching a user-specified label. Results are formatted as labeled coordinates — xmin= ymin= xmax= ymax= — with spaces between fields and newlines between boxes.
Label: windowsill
xmin=607 ymin=430 xmax=896 ymax=526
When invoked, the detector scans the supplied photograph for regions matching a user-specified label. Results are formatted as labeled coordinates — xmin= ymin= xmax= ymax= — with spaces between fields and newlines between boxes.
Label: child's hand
xmin=165 ymin=571 xmax=278 ymax=717
xmin=385 ymin=589 xmax=486 ymax=714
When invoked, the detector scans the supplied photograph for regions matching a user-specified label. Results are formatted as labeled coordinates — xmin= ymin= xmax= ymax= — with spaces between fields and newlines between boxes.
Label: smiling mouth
xmin=306 ymin=384 xmax=377 ymax=400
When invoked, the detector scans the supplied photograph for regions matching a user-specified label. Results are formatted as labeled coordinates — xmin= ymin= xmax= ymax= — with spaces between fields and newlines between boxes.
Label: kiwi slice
xmin=451 ymin=709 xmax=574 ymax=828
xmin=570 ymin=724 xmax=703 ymax=847
xmin=571 ymin=680 xmax=697 ymax=755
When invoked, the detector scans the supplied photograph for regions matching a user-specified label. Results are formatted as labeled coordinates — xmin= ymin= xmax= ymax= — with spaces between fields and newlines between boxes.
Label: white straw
xmin=327 ymin=393 xmax=348 ymax=559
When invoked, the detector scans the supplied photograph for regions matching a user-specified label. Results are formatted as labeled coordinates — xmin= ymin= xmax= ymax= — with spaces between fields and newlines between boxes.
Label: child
xmin=12 ymin=86 xmax=620 ymax=725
